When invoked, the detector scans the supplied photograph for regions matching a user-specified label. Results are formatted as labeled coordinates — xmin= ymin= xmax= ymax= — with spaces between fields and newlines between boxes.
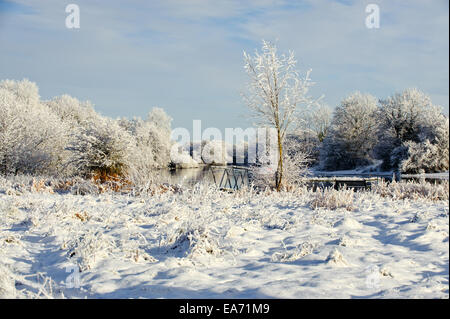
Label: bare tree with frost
xmin=242 ymin=40 xmax=316 ymax=190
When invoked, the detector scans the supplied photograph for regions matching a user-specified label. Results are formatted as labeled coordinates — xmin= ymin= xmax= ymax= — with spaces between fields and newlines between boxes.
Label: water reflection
xmin=157 ymin=166 xmax=250 ymax=189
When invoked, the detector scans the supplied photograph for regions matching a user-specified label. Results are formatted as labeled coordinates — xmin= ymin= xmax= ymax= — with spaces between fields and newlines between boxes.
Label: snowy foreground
xmin=0 ymin=181 xmax=448 ymax=299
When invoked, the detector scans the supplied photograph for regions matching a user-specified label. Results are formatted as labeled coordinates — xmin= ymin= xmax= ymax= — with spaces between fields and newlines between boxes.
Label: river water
xmin=157 ymin=165 xmax=251 ymax=189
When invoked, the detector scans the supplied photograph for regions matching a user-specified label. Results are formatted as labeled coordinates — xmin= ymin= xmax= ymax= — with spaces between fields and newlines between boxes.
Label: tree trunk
xmin=276 ymin=128 xmax=283 ymax=191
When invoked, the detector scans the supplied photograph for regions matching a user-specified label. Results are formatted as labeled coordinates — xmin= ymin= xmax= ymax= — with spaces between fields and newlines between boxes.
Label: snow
xmin=402 ymin=172 xmax=449 ymax=180
xmin=0 ymin=180 xmax=448 ymax=299
xmin=313 ymin=168 xmax=449 ymax=181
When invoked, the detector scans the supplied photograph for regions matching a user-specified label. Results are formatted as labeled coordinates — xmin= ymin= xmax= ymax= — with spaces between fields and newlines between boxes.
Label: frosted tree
xmin=0 ymin=79 xmax=66 ymax=175
xmin=299 ymin=103 xmax=332 ymax=143
xmin=119 ymin=107 xmax=174 ymax=179
xmin=294 ymin=103 xmax=332 ymax=166
xmin=0 ymin=87 xmax=27 ymax=174
xmin=46 ymin=94 xmax=99 ymax=130
xmin=395 ymin=114 xmax=449 ymax=173
xmin=320 ymin=92 xmax=379 ymax=170
xmin=376 ymin=88 xmax=448 ymax=172
xmin=242 ymin=40 xmax=316 ymax=190
xmin=45 ymin=94 xmax=104 ymax=175
xmin=146 ymin=107 xmax=173 ymax=167
xmin=282 ymin=135 xmax=310 ymax=185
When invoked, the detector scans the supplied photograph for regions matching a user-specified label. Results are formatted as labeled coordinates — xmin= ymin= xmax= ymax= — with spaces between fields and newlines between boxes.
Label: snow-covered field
xmin=0 ymin=179 xmax=448 ymax=299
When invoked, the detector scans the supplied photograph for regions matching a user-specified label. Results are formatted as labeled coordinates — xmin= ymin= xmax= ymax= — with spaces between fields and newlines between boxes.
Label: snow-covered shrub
xmin=66 ymin=230 xmax=116 ymax=272
xmin=165 ymin=225 xmax=223 ymax=259
xmin=119 ymin=108 xmax=174 ymax=177
xmin=326 ymin=248 xmax=349 ymax=266
xmin=117 ymin=232 xmax=157 ymax=263
xmin=271 ymin=241 xmax=315 ymax=262
xmin=120 ymin=118 xmax=161 ymax=178
xmin=373 ymin=179 xmax=449 ymax=201
xmin=320 ymin=92 xmax=379 ymax=170
xmin=46 ymin=94 xmax=99 ymax=129
xmin=376 ymin=88 xmax=448 ymax=172
xmin=0 ymin=262 xmax=17 ymax=298
xmin=250 ymin=132 xmax=309 ymax=189
xmin=397 ymin=116 xmax=449 ymax=173
xmin=146 ymin=107 xmax=173 ymax=167
xmin=65 ymin=178 xmax=102 ymax=195
xmin=0 ymin=79 xmax=67 ymax=176
xmin=282 ymin=135 xmax=310 ymax=187
xmin=1 ymin=79 xmax=176 ymax=180
xmin=0 ymin=175 xmax=104 ymax=196
xmin=66 ymin=118 xmax=134 ymax=177
xmin=309 ymin=187 xmax=355 ymax=211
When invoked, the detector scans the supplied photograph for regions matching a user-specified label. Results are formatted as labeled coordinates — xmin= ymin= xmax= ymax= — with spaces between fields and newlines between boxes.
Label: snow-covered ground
xmin=0 ymin=181 xmax=448 ymax=299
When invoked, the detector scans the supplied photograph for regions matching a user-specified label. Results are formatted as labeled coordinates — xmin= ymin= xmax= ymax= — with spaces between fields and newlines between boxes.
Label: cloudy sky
xmin=0 ymin=0 xmax=448 ymax=132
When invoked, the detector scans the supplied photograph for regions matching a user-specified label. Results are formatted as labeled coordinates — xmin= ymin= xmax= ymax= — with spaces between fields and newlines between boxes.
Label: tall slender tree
xmin=242 ymin=40 xmax=316 ymax=190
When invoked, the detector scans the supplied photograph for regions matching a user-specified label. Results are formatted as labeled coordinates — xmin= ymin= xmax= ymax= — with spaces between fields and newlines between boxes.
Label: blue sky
xmin=0 ymin=0 xmax=448 ymax=132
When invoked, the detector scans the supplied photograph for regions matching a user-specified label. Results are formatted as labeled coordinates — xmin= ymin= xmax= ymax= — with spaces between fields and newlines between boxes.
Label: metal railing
xmin=209 ymin=166 xmax=250 ymax=191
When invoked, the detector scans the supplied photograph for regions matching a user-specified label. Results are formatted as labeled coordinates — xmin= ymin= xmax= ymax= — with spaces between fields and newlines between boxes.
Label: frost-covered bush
xmin=309 ymin=187 xmax=355 ymax=211
xmin=120 ymin=108 xmax=173 ymax=174
xmin=1 ymin=79 xmax=177 ymax=180
xmin=250 ymin=133 xmax=309 ymax=190
xmin=271 ymin=241 xmax=315 ymax=262
xmin=320 ymin=92 xmax=379 ymax=170
xmin=0 ymin=175 xmax=100 ymax=196
xmin=376 ymin=88 xmax=448 ymax=172
xmin=66 ymin=118 xmax=134 ymax=177
xmin=282 ymin=135 xmax=310 ymax=186
xmin=326 ymin=248 xmax=349 ymax=266
xmin=166 ymin=226 xmax=224 ymax=259
xmin=373 ymin=179 xmax=449 ymax=201
xmin=397 ymin=116 xmax=449 ymax=173
xmin=0 ymin=79 xmax=67 ymax=176
xmin=146 ymin=107 xmax=173 ymax=167
xmin=251 ymin=149 xmax=308 ymax=190
xmin=45 ymin=94 xmax=103 ymax=176
xmin=0 ymin=262 xmax=17 ymax=298
xmin=46 ymin=94 xmax=99 ymax=129
xmin=66 ymin=230 xmax=116 ymax=272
